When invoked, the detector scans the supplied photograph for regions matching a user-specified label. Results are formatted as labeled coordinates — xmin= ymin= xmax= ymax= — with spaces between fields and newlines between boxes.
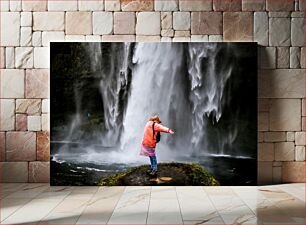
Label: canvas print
xmin=51 ymin=42 xmax=257 ymax=186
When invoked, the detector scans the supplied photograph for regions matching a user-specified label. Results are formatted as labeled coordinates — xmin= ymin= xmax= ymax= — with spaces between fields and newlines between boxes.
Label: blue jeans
xmin=149 ymin=156 xmax=157 ymax=171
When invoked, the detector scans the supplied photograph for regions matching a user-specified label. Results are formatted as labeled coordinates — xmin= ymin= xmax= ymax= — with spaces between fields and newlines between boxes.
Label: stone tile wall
xmin=0 ymin=0 xmax=305 ymax=184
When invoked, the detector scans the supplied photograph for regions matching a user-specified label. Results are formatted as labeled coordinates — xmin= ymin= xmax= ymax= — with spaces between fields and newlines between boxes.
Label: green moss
xmin=190 ymin=163 xmax=220 ymax=186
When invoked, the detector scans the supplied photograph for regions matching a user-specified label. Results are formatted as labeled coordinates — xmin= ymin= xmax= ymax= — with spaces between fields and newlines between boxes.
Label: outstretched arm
xmin=154 ymin=123 xmax=175 ymax=134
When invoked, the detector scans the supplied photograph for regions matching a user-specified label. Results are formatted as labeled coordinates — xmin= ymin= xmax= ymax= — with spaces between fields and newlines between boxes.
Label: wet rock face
xmin=97 ymin=163 xmax=220 ymax=186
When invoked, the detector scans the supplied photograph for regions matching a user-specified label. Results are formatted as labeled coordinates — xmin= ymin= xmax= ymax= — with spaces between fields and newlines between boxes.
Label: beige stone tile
xmin=264 ymin=132 xmax=286 ymax=142
xmin=258 ymin=143 xmax=274 ymax=161
xmin=16 ymin=99 xmax=41 ymax=115
xmin=0 ymin=0 xmax=9 ymax=11
xmin=136 ymin=12 xmax=160 ymax=35
xmin=258 ymin=46 xmax=276 ymax=69
xmin=27 ymin=115 xmax=41 ymax=131
xmin=191 ymin=12 xmax=222 ymax=35
xmin=3 ymin=198 xmax=63 ymax=224
xmin=0 ymin=47 xmax=5 ymax=69
xmin=29 ymin=161 xmax=50 ymax=183
xmin=15 ymin=47 xmax=33 ymax=68
xmin=48 ymin=0 xmax=78 ymax=11
xmin=102 ymin=35 xmax=135 ymax=42
xmin=147 ymin=199 xmax=183 ymax=224
xmin=179 ymin=0 xmax=212 ymax=11
xmin=6 ymin=131 xmax=36 ymax=161
xmin=34 ymin=47 xmax=50 ymax=68
xmin=173 ymin=36 xmax=190 ymax=42
xmin=5 ymin=183 xmax=49 ymax=198
xmin=121 ymin=0 xmax=153 ymax=11
xmin=93 ymin=12 xmax=113 ymax=35
xmin=136 ymin=35 xmax=161 ymax=42
xmin=177 ymin=187 xmax=217 ymax=221
xmin=0 ymin=69 xmax=24 ymax=98
xmin=37 ymin=131 xmax=50 ymax=161
xmin=269 ymin=18 xmax=291 ymax=46
xmin=1 ymin=12 xmax=20 ymax=46
xmin=20 ymin=27 xmax=32 ymax=47
xmin=173 ymin=12 xmax=190 ymax=31
xmin=25 ymin=69 xmax=50 ymax=98
xmin=258 ymin=69 xmax=304 ymax=98
xmin=32 ymin=31 xmax=42 ymax=46
xmin=282 ymin=162 xmax=306 ymax=183
xmin=0 ymin=162 xmax=28 ymax=183
xmin=108 ymin=187 xmax=150 ymax=224
xmin=33 ymin=12 xmax=65 ymax=31
xmin=22 ymin=0 xmax=47 ymax=11
xmin=258 ymin=162 xmax=273 ymax=185
xmin=65 ymin=35 xmax=86 ymax=41
xmin=295 ymin=146 xmax=305 ymax=161
xmin=0 ymin=198 xmax=32 ymax=222
xmin=161 ymin=12 xmax=172 ymax=29
xmin=258 ymin=112 xmax=269 ymax=131
xmin=254 ymin=12 xmax=268 ymax=46
xmin=276 ymin=184 xmax=305 ymax=202
xmin=66 ymin=12 xmax=92 ymax=35
xmin=276 ymin=47 xmax=290 ymax=68
xmin=114 ymin=12 xmax=136 ymax=35
xmin=41 ymin=113 xmax=50 ymax=131
xmin=10 ymin=0 xmax=22 ymax=11
xmin=155 ymin=0 xmax=178 ymax=11
xmin=21 ymin=12 xmax=32 ymax=26
xmin=151 ymin=186 xmax=177 ymax=199
xmin=266 ymin=0 xmax=294 ymax=11
xmin=78 ymin=0 xmax=104 ymax=11
xmin=76 ymin=187 xmax=124 ymax=224
xmin=295 ymin=132 xmax=305 ymax=145
xmin=213 ymin=0 xmax=241 ymax=11
xmin=223 ymin=12 xmax=253 ymax=41
xmin=42 ymin=31 xmax=65 ymax=46
xmin=0 ymin=99 xmax=15 ymax=131
xmin=105 ymin=0 xmax=120 ymax=11
xmin=0 ymin=132 xmax=5 ymax=161
xmin=242 ymin=0 xmax=265 ymax=11
xmin=274 ymin=142 xmax=295 ymax=161
xmin=270 ymin=99 xmax=301 ymax=131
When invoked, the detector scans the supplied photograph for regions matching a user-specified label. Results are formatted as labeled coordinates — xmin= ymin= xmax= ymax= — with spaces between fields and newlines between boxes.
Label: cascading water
xmin=98 ymin=43 xmax=132 ymax=146
xmin=51 ymin=42 xmax=257 ymax=185
xmin=186 ymin=43 xmax=235 ymax=155
xmin=57 ymin=42 xmax=250 ymax=163
xmin=121 ymin=43 xmax=192 ymax=161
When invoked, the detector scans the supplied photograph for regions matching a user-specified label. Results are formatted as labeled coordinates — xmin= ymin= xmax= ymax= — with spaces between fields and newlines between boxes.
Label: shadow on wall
xmin=257 ymin=45 xmax=305 ymax=185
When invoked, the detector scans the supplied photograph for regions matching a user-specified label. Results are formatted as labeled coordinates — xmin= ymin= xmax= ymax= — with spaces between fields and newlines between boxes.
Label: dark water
xmin=51 ymin=143 xmax=256 ymax=186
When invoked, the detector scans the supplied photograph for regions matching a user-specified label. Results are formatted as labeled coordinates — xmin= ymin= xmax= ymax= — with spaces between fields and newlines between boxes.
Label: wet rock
xmin=97 ymin=163 xmax=219 ymax=186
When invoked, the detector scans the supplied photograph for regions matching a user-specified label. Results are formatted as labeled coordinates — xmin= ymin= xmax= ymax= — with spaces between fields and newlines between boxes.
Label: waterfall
xmin=121 ymin=43 xmax=192 ymax=161
xmin=186 ymin=43 xmax=234 ymax=155
xmin=62 ymin=42 xmax=241 ymax=163
xmin=99 ymin=43 xmax=132 ymax=146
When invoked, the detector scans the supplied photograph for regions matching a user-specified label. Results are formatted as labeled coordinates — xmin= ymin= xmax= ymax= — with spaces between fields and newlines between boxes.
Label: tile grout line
xmin=1 ymin=184 xmax=51 ymax=224
xmin=37 ymin=186 xmax=76 ymax=223
xmin=145 ymin=186 xmax=152 ymax=225
xmin=0 ymin=183 xmax=35 ymax=222
xmin=105 ymin=186 xmax=126 ymax=225
xmin=174 ymin=187 xmax=184 ymax=224
xmin=75 ymin=187 xmax=100 ymax=224
xmin=201 ymin=187 xmax=226 ymax=225
xmin=231 ymin=187 xmax=262 ymax=223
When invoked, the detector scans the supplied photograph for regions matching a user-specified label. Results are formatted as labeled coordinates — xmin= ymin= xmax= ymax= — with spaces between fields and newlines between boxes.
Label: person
xmin=140 ymin=115 xmax=175 ymax=176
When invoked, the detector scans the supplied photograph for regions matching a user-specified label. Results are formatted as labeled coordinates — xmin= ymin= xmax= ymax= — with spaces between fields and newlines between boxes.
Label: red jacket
xmin=142 ymin=121 xmax=171 ymax=148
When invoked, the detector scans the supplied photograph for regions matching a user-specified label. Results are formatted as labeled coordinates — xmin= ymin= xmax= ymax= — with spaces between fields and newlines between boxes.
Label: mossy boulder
xmin=96 ymin=162 xmax=219 ymax=186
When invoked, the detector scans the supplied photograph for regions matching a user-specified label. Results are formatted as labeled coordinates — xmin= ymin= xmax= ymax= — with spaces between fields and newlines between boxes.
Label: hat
xmin=150 ymin=115 xmax=161 ymax=123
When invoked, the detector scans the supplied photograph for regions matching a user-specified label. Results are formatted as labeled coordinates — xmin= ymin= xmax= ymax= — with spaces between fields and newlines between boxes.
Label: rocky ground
xmin=97 ymin=163 xmax=219 ymax=186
